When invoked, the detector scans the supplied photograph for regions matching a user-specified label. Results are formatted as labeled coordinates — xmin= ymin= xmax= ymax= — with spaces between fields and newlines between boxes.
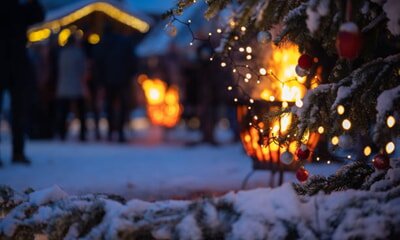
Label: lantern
xmin=237 ymin=100 xmax=320 ymax=172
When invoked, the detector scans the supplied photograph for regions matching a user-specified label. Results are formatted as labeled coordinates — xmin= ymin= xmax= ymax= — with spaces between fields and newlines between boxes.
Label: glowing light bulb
xmin=246 ymin=46 xmax=252 ymax=53
xmin=259 ymin=68 xmax=267 ymax=75
xmin=239 ymin=47 xmax=245 ymax=52
xmin=318 ymin=126 xmax=324 ymax=134
xmin=246 ymin=73 xmax=252 ymax=79
xmin=227 ymin=86 xmax=233 ymax=91
xmin=269 ymin=96 xmax=275 ymax=102
xmin=295 ymin=99 xmax=303 ymax=108
xmin=363 ymin=146 xmax=372 ymax=156
xmin=216 ymin=28 xmax=222 ymax=33
xmin=246 ymin=55 xmax=252 ymax=60
xmin=282 ymin=102 xmax=288 ymax=108
xmin=249 ymin=98 xmax=254 ymax=104
xmin=240 ymin=26 xmax=246 ymax=32
xmin=386 ymin=141 xmax=395 ymax=154
xmin=331 ymin=136 xmax=339 ymax=145
xmin=342 ymin=119 xmax=351 ymax=130
xmin=387 ymin=115 xmax=396 ymax=128
xmin=221 ymin=62 xmax=227 ymax=67
xmin=337 ymin=105 xmax=345 ymax=115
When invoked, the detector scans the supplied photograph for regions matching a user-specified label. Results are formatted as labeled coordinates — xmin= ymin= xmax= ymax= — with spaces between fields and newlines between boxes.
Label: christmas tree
xmin=164 ymin=0 xmax=400 ymax=185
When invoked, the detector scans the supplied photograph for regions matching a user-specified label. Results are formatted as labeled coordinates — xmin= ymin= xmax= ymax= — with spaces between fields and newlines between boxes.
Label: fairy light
xmin=208 ymin=32 xmax=212 ymax=36
xmin=342 ymin=119 xmax=352 ymax=130
xmin=316 ymin=157 xmax=320 ymax=161
xmin=385 ymin=141 xmax=395 ymax=154
xmin=244 ymin=78 xmax=249 ymax=83
xmin=282 ymin=101 xmax=289 ymax=108
xmin=246 ymin=46 xmax=252 ymax=53
xmin=327 ymin=160 xmax=331 ymax=164
xmin=216 ymin=28 xmax=222 ymax=33
xmin=259 ymin=68 xmax=267 ymax=75
xmin=232 ymin=68 xmax=237 ymax=73
xmin=246 ymin=73 xmax=252 ymax=79
xmin=234 ymin=98 xmax=238 ymax=102
xmin=188 ymin=19 xmax=191 ymax=23
xmin=331 ymin=136 xmax=339 ymax=145
xmin=347 ymin=155 xmax=352 ymax=159
xmin=249 ymin=98 xmax=254 ymax=104
xmin=363 ymin=146 xmax=372 ymax=156
xmin=387 ymin=115 xmax=396 ymax=128
xmin=227 ymin=86 xmax=233 ymax=91
xmin=234 ymin=36 xmax=239 ymax=40
xmin=239 ymin=47 xmax=245 ymax=52
xmin=253 ymin=115 xmax=259 ymax=120
xmin=337 ymin=105 xmax=345 ymax=115
xmin=269 ymin=96 xmax=275 ymax=102
xmin=246 ymin=55 xmax=252 ymax=60
xmin=318 ymin=126 xmax=324 ymax=134
xmin=221 ymin=62 xmax=227 ymax=67
xmin=240 ymin=26 xmax=246 ymax=32
xmin=295 ymin=99 xmax=303 ymax=108
xmin=189 ymin=42 xmax=193 ymax=46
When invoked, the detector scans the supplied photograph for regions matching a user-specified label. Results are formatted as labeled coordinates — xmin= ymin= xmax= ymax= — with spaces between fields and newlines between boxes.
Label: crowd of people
xmin=0 ymin=2 xmax=240 ymax=167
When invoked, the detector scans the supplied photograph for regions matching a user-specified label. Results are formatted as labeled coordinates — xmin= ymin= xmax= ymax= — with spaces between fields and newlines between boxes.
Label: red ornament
xmin=372 ymin=153 xmax=390 ymax=170
xmin=297 ymin=54 xmax=313 ymax=70
xmin=295 ymin=144 xmax=310 ymax=160
xmin=296 ymin=167 xmax=309 ymax=183
xmin=336 ymin=22 xmax=363 ymax=59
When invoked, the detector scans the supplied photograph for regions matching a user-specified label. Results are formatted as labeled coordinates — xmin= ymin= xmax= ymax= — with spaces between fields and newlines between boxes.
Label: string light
xmin=282 ymin=102 xmax=289 ymax=108
xmin=227 ymin=86 xmax=233 ymax=91
xmin=221 ymin=62 xmax=227 ymax=67
xmin=318 ymin=126 xmax=324 ymax=134
xmin=387 ymin=115 xmax=396 ymax=128
xmin=337 ymin=105 xmax=345 ymax=115
xmin=295 ymin=99 xmax=303 ymax=108
xmin=363 ymin=146 xmax=372 ymax=156
xmin=386 ymin=141 xmax=395 ymax=154
xmin=327 ymin=160 xmax=331 ymax=164
xmin=246 ymin=46 xmax=252 ymax=53
xmin=246 ymin=73 xmax=252 ymax=79
xmin=246 ymin=55 xmax=252 ymax=60
xmin=331 ymin=136 xmax=339 ymax=145
xmin=240 ymin=26 xmax=246 ymax=32
xmin=216 ymin=28 xmax=222 ymax=33
xmin=342 ymin=119 xmax=352 ymax=130
xmin=259 ymin=68 xmax=267 ymax=75
xmin=239 ymin=47 xmax=245 ymax=52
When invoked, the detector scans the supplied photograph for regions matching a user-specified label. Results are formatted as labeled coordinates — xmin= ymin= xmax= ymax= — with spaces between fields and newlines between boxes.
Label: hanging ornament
xmin=296 ymin=167 xmax=309 ymax=183
xmin=335 ymin=21 xmax=362 ymax=59
xmin=281 ymin=150 xmax=294 ymax=165
xmin=295 ymin=144 xmax=310 ymax=160
xmin=295 ymin=65 xmax=310 ymax=77
xmin=164 ymin=23 xmax=178 ymax=38
xmin=372 ymin=153 xmax=390 ymax=170
xmin=257 ymin=31 xmax=272 ymax=44
xmin=338 ymin=134 xmax=353 ymax=149
xmin=298 ymin=54 xmax=313 ymax=70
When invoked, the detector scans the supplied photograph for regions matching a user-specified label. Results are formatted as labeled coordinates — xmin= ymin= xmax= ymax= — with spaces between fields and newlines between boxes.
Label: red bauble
xmin=296 ymin=168 xmax=309 ymax=183
xmin=298 ymin=54 xmax=313 ymax=70
xmin=372 ymin=153 xmax=390 ymax=170
xmin=295 ymin=145 xmax=310 ymax=160
xmin=336 ymin=22 xmax=363 ymax=59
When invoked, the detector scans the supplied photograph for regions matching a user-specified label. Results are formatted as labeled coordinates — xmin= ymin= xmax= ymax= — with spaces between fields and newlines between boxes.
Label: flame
xmin=260 ymin=43 xmax=307 ymax=102
xmin=139 ymin=74 xmax=183 ymax=128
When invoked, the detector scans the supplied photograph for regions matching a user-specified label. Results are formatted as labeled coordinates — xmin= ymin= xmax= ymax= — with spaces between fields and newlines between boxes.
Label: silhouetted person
xmin=93 ymin=28 xmax=136 ymax=142
xmin=0 ymin=0 xmax=45 ymax=166
xmin=55 ymin=35 xmax=88 ymax=141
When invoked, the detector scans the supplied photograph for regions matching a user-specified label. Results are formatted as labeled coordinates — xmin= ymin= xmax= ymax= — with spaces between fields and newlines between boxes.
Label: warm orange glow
xmin=139 ymin=74 xmax=183 ymax=128
xmin=260 ymin=43 xmax=307 ymax=102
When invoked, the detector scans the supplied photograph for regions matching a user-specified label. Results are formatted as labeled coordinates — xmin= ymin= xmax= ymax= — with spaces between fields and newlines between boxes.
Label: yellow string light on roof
xmin=28 ymin=1 xmax=150 ymax=42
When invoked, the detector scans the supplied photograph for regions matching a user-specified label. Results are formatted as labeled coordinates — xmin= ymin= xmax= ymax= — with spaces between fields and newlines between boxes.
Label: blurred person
xmin=0 ymin=0 xmax=45 ymax=166
xmin=55 ymin=34 xmax=88 ymax=141
xmin=92 ymin=26 xmax=136 ymax=143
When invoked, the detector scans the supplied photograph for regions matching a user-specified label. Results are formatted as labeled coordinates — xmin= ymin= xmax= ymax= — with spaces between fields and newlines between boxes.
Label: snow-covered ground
xmin=0 ymin=116 xmax=341 ymax=201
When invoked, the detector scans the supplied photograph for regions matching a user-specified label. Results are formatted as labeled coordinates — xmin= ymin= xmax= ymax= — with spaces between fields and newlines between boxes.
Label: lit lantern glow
xmin=331 ymin=136 xmax=339 ymax=145
xmin=337 ymin=105 xmax=345 ymax=115
xmin=139 ymin=74 xmax=183 ymax=128
xmin=387 ymin=115 xmax=396 ymax=128
xmin=386 ymin=141 xmax=395 ymax=154
xmin=342 ymin=119 xmax=352 ymax=130
xmin=88 ymin=33 xmax=100 ymax=44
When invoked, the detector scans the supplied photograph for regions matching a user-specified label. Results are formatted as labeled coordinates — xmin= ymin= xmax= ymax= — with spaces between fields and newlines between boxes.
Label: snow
xmin=0 ymin=118 xmax=341 ymax=201
xmin=383 ymin=0 xmax=400 ymax=35
xmin=306 ymin=0 xmax=331 ymax=34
